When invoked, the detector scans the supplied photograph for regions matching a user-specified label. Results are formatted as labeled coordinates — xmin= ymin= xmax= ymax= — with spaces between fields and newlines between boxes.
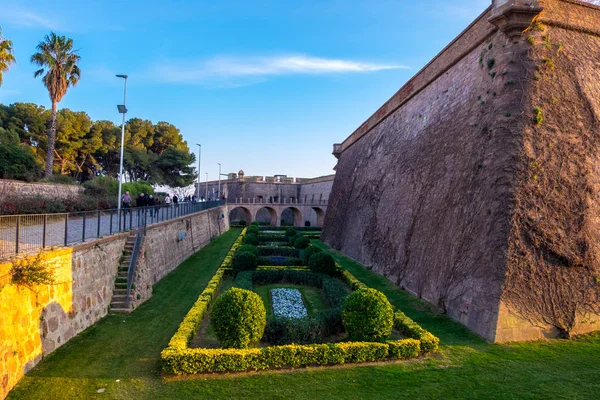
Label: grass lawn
xmin=8 ymin=234 xmax=600 ymax=399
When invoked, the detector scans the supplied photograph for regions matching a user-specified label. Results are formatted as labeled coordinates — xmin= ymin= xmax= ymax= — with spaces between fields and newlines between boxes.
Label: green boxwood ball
xmin=210 ymin=288 xmax=266 ymax=348
xmin=302 ymin=245 xmax=322 ymax=265
xmin=247 ymin=225 xmax=260 ymax=235
xmin=242 ymin=233 xmax=259 ymax=246
xmin=342 ymin=288 xmax=393 ymax=342
xmin=232 ymin=251 xmax=258 ymax=277
xmin=238 ymin=244 xmax=259 ymax=257
xmin=285 ymin=227 xmax=297 ymax=237
xmin=308 ymin=252 xmax=337 ymax=275
xmin=294 ymin=236 xmax=311 ymax=250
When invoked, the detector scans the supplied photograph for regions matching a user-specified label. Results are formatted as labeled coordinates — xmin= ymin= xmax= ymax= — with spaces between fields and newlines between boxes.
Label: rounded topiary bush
xmin=232 ymin=251 xmax=258 ymax=277
xmin=250 ymin=221 xmax=260 ymax=226
xmin=342 ymin=288 xmax=393 ymax=342
xmin=242 ymin=233 xmax=259 ymax=246
xmin=247 ymin=225 xmax=260 ymax=235
xmin=302 ymin=245 xmax=322 ymax=265
xmin=210 ymin=288 xmax=266 ymax=348
xmin=285 ymin=227 xmax=297 ymax=237
xmin=294 ymin=236 xmax=311 ymax=250
xmin=238 ymin=244 xmax=259 ymax=257
xmin=308 ymin=252 xmax=337 ymax=275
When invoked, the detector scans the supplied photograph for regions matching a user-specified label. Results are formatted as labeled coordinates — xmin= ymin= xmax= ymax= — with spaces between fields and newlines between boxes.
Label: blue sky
xmin=0 ymin=0 xmax=490 ymax=179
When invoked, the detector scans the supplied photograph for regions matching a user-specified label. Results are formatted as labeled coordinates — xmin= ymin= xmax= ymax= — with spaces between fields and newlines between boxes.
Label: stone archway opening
xmin=307 ymin=207 xmax=325 ymax=227
xmin=281 ymin=207 xmax=302 ymax=227
xmin=255 ymin=207 xmax=278 ymax=226
xmin=229 ymin=207 xmax=252 ymax=226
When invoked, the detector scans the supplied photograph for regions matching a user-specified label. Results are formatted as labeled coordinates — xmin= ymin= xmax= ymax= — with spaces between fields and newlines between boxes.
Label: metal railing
xmin=126 ymin=212 xmax=146 ymax=300
xmin=233 ymin=198 xmax=328 ymax=206
xmin=0 ymin=200 xmax=225 ymax=259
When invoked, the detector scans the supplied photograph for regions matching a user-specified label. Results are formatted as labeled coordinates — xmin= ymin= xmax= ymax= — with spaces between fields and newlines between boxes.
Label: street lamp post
xmin=196 ymin=144 xmax=201 ymax=201
xmin=205 ymin=172 xmax=208 ymax=200
xmin=218 ymin=163 xmax=221 ymax=201
xmin=116 ymin=74 xmax=128 ymax=229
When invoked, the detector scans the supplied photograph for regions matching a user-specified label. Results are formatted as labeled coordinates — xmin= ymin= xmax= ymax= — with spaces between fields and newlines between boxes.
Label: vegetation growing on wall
xmin=503 ymin=21 xmax=600 ymax=337
xmin=7 ymin=252 xmax=56 ymax=290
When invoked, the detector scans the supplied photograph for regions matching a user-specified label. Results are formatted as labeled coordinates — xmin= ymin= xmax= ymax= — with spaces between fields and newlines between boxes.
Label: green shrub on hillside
xmin=308 ymin=252 xmax=337 ymax=275
xmin=231 ymin=251 xmax=258 ymax=277
xmin=210 ymin=288 xmax=266 ymax=349
xmin=250 ymin=221 xmax=259 ymax=226
xmin=0 ymin=143 xmax=41 ymax=182
xmin=342 ymin=288 xmax=393 ymax=342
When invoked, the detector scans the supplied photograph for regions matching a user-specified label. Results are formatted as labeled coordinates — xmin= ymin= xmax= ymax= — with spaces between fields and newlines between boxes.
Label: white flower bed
xmin=270 ymin=288 xmax=308 ymax=319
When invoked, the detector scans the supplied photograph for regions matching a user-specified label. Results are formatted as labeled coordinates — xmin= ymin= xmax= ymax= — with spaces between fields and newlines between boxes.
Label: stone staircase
xmin=110 ymin=233 xmax=137 ymax=313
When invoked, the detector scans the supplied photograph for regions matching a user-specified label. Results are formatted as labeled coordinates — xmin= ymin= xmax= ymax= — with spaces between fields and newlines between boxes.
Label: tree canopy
xmin=0 ymin=102 xmax=197 ymax=187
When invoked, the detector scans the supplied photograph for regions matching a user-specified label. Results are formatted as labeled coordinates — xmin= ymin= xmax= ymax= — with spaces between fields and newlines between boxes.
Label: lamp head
xmin=116 ymin=74 xmax=128 ymax=79
xmin=117 ymin=105 xmax=128 ymax=113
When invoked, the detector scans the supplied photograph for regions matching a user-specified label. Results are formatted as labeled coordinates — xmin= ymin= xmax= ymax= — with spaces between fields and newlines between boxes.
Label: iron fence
xmin=0 ymin=200 xmax=225 ymax=259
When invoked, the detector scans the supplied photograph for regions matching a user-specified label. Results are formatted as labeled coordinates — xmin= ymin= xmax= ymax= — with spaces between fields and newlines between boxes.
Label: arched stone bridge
xmin=229 ymin=199 xmax=328 ymax=227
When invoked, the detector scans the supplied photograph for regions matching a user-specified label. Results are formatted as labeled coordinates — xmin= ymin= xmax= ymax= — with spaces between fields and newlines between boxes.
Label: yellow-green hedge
xmin=393 ymin=311 xmax=439 ymax=353
xmin=163 ymin=229 xmax=247 ymax=353
xmin=161 ymin=230 xmax=439 ymax=374
xmin=341 ymin=267 xmax=368 ymax=290
xmin=162 ymin=339 xmax=421 ymax=374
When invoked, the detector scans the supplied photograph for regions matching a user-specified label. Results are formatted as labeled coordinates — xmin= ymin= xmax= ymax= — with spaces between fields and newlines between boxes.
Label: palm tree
xmin=31 ymin=32 xmax=81 ymax=177
xmin=0 ymin=27 xmax=16 ymax=87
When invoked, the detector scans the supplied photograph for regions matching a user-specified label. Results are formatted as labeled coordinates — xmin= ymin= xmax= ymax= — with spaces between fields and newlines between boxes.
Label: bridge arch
xmin=255 ymin=206 xmax=278 ymax=226
xmin=229 ymin=206 xmax=252 ymax=226
xmin=281 ymin=207 xmax=303 ymax=227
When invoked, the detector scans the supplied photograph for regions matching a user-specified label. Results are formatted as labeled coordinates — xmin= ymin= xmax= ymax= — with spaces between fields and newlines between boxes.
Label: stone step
xmin=118 ymin=272 xmax=128 ymax=278
xmin=110 ymin=308 xmax=132 ymax=314
xmin=112 ymin=295 xmax=129 ymax=302
xmin=115 ymin=282 xmax=127 ymax=289
xmin=115 ymin=277 xmax=127 ymax=284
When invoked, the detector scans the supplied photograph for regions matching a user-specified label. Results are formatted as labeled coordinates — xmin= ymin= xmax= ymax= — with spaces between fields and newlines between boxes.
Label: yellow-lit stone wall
xmin=0 ymin=235 xmax=127 ymax=400
xmin=0 ymin=249 xmax=74 ymax=400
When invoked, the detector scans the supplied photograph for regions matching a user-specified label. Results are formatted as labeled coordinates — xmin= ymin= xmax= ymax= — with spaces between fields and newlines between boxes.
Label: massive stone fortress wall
xmin=0 ymin=179 xmax=84 ymax=200
xmin=323 ymin=0 xmax=600 ymax=341
xmin=0 ymin=206 xmax=229 ymax=399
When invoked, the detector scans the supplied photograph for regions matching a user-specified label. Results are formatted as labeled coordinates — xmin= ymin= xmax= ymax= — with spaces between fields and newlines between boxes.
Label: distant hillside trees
xmin=0 ymin=102 xmax=197 ymax=187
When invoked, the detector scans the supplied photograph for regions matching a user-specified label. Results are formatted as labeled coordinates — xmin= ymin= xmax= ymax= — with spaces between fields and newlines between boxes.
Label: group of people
xmin=121 ymin=191 xmax=203 ymax=209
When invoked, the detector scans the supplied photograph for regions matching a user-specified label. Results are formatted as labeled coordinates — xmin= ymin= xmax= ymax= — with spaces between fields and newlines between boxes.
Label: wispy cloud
xmin=4 ymin=9 xmax=64 ymax=31
xmin=150 ymin=54 xmax=407 ymax=85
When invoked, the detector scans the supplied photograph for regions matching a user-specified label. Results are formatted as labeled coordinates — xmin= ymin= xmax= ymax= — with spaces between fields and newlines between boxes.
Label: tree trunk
xmin=44 ymin=101 xmax=58 ymax=178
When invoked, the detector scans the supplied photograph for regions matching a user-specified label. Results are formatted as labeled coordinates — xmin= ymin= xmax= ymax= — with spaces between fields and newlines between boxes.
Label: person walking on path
xmin=122 ymin=191 xmax=131 ymax=209
xmin=165 ymin=194 xmax=171 ymax=207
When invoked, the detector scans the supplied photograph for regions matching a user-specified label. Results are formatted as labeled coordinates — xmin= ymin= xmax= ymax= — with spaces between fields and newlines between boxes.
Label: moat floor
xmin=8 ymin=228 xmax=600 ymax=399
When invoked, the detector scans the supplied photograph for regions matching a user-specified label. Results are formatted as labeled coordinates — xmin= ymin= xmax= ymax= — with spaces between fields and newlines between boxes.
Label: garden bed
xmin=161 ymin=227 xmax=439 ymax=375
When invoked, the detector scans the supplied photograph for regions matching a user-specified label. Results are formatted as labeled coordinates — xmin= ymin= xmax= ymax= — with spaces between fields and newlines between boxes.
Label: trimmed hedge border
xmin=259 ymin=227 xmax=323 ymax=232
xmin=161 ymin=231 xmax=439 ymax=374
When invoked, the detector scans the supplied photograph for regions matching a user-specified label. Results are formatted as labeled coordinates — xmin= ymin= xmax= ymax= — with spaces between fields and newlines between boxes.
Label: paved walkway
xmin=0 ymin=202 xmax=222 ymax=259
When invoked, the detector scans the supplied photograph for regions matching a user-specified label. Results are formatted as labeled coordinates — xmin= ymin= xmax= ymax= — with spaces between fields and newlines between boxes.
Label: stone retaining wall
xmin=0 ymin=179 xmax=84 ymax=200
xmin=0 ymin=205 xmax=228 ymax=399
